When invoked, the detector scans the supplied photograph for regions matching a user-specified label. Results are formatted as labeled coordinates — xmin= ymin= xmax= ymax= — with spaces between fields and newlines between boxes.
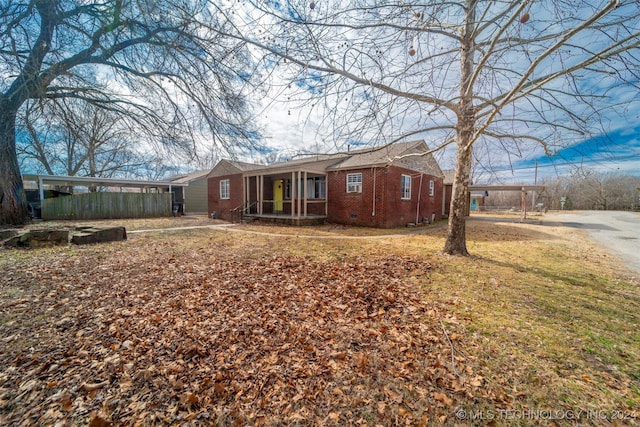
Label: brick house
xmin=207 ymin=140 xmax=444 ymax=228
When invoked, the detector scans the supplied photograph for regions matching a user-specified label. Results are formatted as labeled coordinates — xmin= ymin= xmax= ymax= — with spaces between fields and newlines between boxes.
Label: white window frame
xmin=316 ymin=178 xmax=326 ymax=199
xmin=307 ymin=177 xmax=326 ymax=199
xmin=284 ymin=179 xmax=291 ymax=199
xmin=346 ymin=173 xmax=362 ymax=193
xmin=429 ymin=180 xmax=435 ymax=197
xmin=220 ymin=179 xmax=230 ymax=199
xmin=401 ymin=174 xmax=411 ymax=200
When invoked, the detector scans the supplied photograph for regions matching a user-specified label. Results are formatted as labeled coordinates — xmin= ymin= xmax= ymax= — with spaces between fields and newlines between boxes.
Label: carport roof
xmin=469 ymin=185 xmax=546 ymax=192
xmin=22 ymin=174 xmax=188 ymax=189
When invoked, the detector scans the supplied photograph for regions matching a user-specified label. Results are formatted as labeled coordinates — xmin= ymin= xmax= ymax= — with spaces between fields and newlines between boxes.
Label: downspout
xmin=416 ymin=173 xmax=423 ymax=224
xmin=371 ymin=167 xmax=376 ymax=217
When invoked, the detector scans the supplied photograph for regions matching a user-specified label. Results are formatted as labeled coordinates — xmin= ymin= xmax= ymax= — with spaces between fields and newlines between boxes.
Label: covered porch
xmin=240 ymin=166 xmax=328 ymax=222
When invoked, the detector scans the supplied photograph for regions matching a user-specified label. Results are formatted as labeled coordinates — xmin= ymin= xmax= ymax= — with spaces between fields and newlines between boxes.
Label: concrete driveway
xmin=543 ymin=210 xmax=640 ymax=275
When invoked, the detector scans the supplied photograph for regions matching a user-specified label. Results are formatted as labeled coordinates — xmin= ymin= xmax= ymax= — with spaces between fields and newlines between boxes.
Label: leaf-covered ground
xmin=0 ymin=234 xmax=469 ymax=426
xmin=1 ymin=219 xmax=639 ymax=426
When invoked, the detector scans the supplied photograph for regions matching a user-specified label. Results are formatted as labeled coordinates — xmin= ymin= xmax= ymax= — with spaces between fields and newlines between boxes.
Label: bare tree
xmin=217 ymin=0 xmax=640 ymax=255
xmin=566 ymin=168 xmax=639 ymax=210
xmin=1 ymin=0 xmax=259 ymax=225
xmin=17 ymin=100 xmax=150 ymax=181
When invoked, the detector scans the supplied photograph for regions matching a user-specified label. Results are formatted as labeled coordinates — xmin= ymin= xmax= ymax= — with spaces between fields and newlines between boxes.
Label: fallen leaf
xmin=179 ymin=392 xmax=199 ymax=405
xmin=88 ymin=413 xmax=112 ymax=427
xmin=433 ymin=392 xmax=454 ymax=407
xmin=81 ymin=381 xmax=109 ymax=392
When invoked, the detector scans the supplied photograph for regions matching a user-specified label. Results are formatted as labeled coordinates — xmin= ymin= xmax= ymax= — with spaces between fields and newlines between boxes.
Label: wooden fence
xmin=42 ymin=192 xmax=172 ymax=220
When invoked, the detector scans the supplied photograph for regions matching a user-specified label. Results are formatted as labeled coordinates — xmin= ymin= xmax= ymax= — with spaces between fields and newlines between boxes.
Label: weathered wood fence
xmin=42 ymin=192 xmax=171 ymax=220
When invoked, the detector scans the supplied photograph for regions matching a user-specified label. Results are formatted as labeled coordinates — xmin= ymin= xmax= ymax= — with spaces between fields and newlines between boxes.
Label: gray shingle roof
xmin=169 ymin=169 xmax=211 ymax=183
xmin=209 ymin=140 xmax=443 ymax=178
xmin=328 ymin=140 xmax=443 ymax=177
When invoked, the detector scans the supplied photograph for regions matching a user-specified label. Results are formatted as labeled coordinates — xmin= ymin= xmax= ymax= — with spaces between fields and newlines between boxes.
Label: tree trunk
xmin=443 ymin=0 xmax=475 ymax=256
xmin=444 ymin=142 xmax=472 ymax=255
xmin=0 ymin=106 xmax=29 ymax=225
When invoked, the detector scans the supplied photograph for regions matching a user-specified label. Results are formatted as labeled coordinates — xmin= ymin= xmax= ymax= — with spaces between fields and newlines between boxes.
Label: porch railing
xmin=229 ymin=201 xmax=259 ymax=223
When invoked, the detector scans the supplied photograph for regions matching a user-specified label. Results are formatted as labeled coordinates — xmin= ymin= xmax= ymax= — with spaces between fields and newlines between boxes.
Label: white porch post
xmin=291 ymin=171 xmax=296 ymax=217
xmin=38 ymin=176 xmax=44 ymax=202
xmin=248 ymin=176 xmax=251 ymax=213
xmin=244 ymin=176 xmax=248 ymax=213
xmin=297 ymin=170 xmax=302 ymax=218
xmin=303 ymin=171 xmax=308 ymax=217
xmin=259 ymin=175 xmax=264 ymax=215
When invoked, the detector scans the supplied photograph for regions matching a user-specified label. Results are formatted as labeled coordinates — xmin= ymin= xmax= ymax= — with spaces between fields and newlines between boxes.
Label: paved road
xmin=543 ymin=211 xmax=640 ymax=275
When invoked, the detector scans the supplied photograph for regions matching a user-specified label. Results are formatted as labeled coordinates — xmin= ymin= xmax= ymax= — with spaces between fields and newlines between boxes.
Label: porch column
xmin=297 ymin=170 xmax=302 ymax=218
xmin=38 ymin=176 xmax=44 ymax=202
xmin=247 ymin=176 xmax=251 ymax=212
xmin=259 ymin=175 xmax=264 ymax=215
xmin=248 ymin=176 xmax=251 ymax=211
xmin=244 ymin=176 xmax=248 ymax=212
xmin=291 ymin=171 xmax=296 ymax=217
xmin=303 ymin=171 xmax=308 ymax=217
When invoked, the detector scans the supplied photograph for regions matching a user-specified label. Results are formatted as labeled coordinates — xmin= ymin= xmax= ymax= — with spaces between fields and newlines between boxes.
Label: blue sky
xmin=241 ymin=0 xmax=640 ymax=184
xmin=489 ymin=126 xmax=640 ymax=182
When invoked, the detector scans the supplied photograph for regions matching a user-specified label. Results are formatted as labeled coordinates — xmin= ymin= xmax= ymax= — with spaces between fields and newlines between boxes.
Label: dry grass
xmin=235 ymin=221 xmax=447 ymax=237
xmin=23 ymin=214 xmax=217 ymax=232
xmin=1 ymin=217 xmax=639 ymax=425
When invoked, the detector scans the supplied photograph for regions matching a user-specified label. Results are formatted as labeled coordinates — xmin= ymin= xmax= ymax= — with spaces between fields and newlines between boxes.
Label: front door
xmin=470 ymin=197 xmax=478 ymax=211
xmin=273 ymin=180 xmax=283 ymax=212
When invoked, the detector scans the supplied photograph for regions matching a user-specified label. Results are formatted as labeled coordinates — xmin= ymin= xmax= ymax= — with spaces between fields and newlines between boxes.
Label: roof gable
xmin=442 ymin=170 xmax=455 ymax=185
xmin=328 ymin=140 xmax=443 ymax=177
xmin=207 ymin=159 xmax=262 ymax=178
xmin=169 ymin=169 xmax=211 ymax=183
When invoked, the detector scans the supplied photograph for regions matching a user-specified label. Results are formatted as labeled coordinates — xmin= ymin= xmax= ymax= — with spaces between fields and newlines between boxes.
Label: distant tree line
xmin=484 ymin=170 xmax=640 ymax=211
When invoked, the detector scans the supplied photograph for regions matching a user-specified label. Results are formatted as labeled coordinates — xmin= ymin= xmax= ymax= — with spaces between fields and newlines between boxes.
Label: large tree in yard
xmin=219 ymin=0 xmax=640 ymax=255
xmin=0 ymin=0 xmax=258 ymax=225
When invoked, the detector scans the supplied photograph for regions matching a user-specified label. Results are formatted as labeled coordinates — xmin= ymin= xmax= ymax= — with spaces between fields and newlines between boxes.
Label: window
xmin=284 ymin=179 xmax=291 ymax=199
xmin=401 ymin=175 xmax=411 ymax=199
xmin=429 ymin=180 xmax=435 ymax=197
xmin=307 ymin=177 xmax=326 ymax=199
xmin=220 ymin=179 xmax=230 ymax=199
xmin=346 ymin=173 xmax=362 ymax=193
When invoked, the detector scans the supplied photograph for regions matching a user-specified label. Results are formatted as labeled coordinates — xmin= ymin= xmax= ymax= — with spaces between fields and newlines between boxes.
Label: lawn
xmin=0 ymin=218 xmax=639 ymax=426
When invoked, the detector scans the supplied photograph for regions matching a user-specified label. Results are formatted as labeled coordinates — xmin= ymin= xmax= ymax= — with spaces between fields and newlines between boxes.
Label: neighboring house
xmin=168 ymin=169 xmax=211 ymax=214
xmin=442 ymin=170 xmax=487 ymax=215
xmin=208 ymin=141 xmax=445 ymax=228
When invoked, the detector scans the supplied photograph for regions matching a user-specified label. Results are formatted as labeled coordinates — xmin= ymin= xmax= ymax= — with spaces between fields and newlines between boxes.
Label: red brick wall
xmin=207 ymin=174 xmax=243 ymax=220
xmin=327 ymin=167 xmax=443 ymax=228
xmin=327 ymin=168 xmax=382 ymax=227
xmin=208 ymin=168 xmax=444 ymax=227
